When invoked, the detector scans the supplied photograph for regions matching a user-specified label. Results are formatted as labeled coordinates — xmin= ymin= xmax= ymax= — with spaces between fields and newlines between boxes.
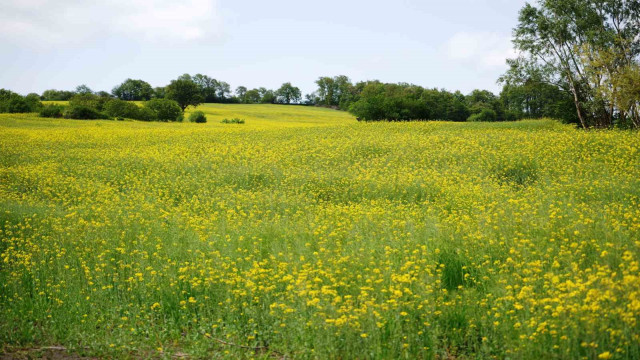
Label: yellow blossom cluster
xmin=1 ymin=109 xmax=639 ymax=359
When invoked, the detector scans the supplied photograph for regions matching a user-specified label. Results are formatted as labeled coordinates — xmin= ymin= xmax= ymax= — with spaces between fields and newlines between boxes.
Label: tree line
xmin=1 ymin=1 xmax=638 ymax=128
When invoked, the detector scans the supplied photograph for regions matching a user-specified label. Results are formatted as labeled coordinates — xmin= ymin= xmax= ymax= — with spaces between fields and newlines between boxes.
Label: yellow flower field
xmin=1 ymin=105 xmax=639 ymax=359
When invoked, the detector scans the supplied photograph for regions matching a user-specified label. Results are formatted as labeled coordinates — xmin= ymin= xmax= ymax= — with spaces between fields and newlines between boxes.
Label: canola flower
xmin=0 ymin=107 xmax=639 ymax=359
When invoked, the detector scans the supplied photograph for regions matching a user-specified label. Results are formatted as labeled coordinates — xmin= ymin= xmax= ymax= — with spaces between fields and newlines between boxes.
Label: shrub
xmin=103 ymin=99 xmax=141 ymax=119
xmin=39 ymin=104 xmax=65 ymax=118
xmin=24 ymin=93 xmax=43 ymax=111
xmin=1 ymin=97 xmax=30 ymax=113
xmin=136 ymin=107 xmax=157 ymax=122
xmin=145 ymin=99 xmax=183 ymax=122
xmin=221 ymin=118 xmax=245 ymax=124
xmin=0 ymin=89 xmax=42 ymax=113
xmin=63 ymin=105 xmax=108 ymax=120
xmin=189 ymin=111 xmax=207 ymax=123
xmin=467 ymin=108 xmax=497 ymax=122
xmin=69 ymin=94 xmax=110 ymax=112
xmin=504 ymin=110 xmax=518 ymax=121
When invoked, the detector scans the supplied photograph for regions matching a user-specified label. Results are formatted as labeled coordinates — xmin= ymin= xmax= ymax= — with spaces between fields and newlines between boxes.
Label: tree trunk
xmin=566 ymin=72 xmax=587 ymax=129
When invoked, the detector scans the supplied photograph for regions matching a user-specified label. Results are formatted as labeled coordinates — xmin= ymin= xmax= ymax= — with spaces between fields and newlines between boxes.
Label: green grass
xmin=1 ymin=106 xmax=639 ymax=359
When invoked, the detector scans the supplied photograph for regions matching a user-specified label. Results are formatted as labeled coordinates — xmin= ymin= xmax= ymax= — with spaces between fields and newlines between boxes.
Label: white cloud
xmin=445 ymin=31 xmax=517 ymax=68
xmin=0 ymin=0 xmax=221 ymax=46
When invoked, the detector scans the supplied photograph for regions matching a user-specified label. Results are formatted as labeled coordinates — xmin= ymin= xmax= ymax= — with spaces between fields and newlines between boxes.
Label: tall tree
xmin=192 ymin=74 xmax=219 ymax=102
xmin=276 ymin=83 xmax=302 ymax=104
xmin=505 ymin=0 xmax=640 ymax=128
xmin=244 ymin=89 xmax=262 ymax=104
xmin=75 ymin=84 xmax=93 ymax=95
xmin=235 ymin=86 xmax=247 ymax=102
xmin=165 ymin=79 xmax=204 ymax=111
xmin=112 ymin=79 xmax=154 ymax=101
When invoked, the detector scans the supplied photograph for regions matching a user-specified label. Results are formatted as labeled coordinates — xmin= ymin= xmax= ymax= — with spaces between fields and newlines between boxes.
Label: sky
xmin=0 ymin=0 xmax=528 ymax=96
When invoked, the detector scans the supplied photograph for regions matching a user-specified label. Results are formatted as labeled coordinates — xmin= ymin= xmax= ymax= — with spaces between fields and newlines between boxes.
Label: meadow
xmin=1 ymin=105 xmax=639 ymax=359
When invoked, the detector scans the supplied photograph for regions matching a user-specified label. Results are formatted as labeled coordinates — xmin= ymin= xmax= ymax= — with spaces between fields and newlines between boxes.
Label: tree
xmin=217 ymin=81 xmax=232 ymax=102
xmin=69 ymin=93 xmax=110 ymax=112
xmin=275 ymin=82 xmax=302 ymax=104
xmin=315 ymin=75 xmax=355 ymax=108
xmin=191 ymin=74 xmax=219 ymax=102
xmin=614 ymin=63 xmax=640 ymax=128
xmin=348 ymin=82 xmax=474 ymax=122
xmin=466 ymin=90 xmax=506 ymax=121
xmin=304 ymin=92 xmax=319 ymax=105
xmin=75 ymin=84 xmax=93 ymax=95
xmin=315 ymin=77 xmax=335 ymax=106
xmin=95 ymin=91 xmax=112 ymax=98
xmin=0 ymin=89 xmax=41 ymax=113
xmin=244 ymin=89 xmax=261 ymax=104
xmin=499 ymin=68 xmax=577 ymax=123
xmin=41 ymin=89 xmax=74 ymax=101
xmin=153 ymin=87 xmax=166 ymax=99
xmin=165 ymin=79 xmax=204 ymax=111
xmin=112 ymin=79 xmax=153 ymax=101
xmin=258 ymin=88 xmax=276 ymax=104
xmin=235 ymin=86 xmax=247 ymax=102
xmin=505 ymin=0 xmax=640 ymax=128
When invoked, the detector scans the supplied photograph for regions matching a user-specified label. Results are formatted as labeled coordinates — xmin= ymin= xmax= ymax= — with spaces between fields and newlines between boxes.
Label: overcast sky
xmin=0 ymin=0 xmax=527 ymax=96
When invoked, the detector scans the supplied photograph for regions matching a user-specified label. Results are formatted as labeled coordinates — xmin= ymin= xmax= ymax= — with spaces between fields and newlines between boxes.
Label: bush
xmin=221 ymin=118 xmax=245 ymax=124
xmin=136 ymin=107 xmax=157 ymax=122
xmin=24 ymin=93 xmax=43 ymax=111
xmin=189 ymin=111 xmax=207 ymax=123
xmin=0 ymin=89 xmax=42 ymax=113
xmin=63 ymin=105 xmax=108 ymax=120
xmin=69 ymin=94 xmax=110 ymax=112
xmin=145 ymin=99 xmax=183 ymax=122
xmin=504 ymin=110 xmax=518 ymax=122
xmin=104 ymin=99 xmax=141 ymax=119
xmin=2 ymin=97 xmax=30 ymax=113
xmin=39 ymin=104 xmax=65 ymax=118
xmin=468 ymin=108 xmax=497 ymax=122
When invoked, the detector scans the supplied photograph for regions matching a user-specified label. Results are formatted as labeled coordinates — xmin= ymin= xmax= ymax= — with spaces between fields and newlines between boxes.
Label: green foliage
xmin=111 ymin=79 xmax=153 ymax=101
xmin=41 ymin=89 xmax=75 ymax=101
xmin=349 ymin=82 xmax=472 ymax=121
xmin=75 ymin=84 xmax=93 ymax=95
xmin=178 ymin=73 xmax=233 ymax=103
xmin=243 ymin=89 xmax=262 ymax=104
xmin=275 ymin=82 xmax=302 ymax=104
xmin=145 ymin=98 xmax=183 ymax=122
xmin=63 ymin=105 xmax=108 ymax=120
xmin=507 ymin=0 xmax=640 ymax=128
xmin=221 ymin=117 xmax=245 ymax=124
xmin=69 ymin=93 xmax=109 ymax=112
xmin=499 ymin=64 xmax=578 ymax=124
xmin=103 ymin=99 xmax=142 ymax=119
xmin=39 ymin=104 xmax=65 ymax=118
xmin=466 ymin=89 xmax=505 ymax=121
xmin=136 ymin=107 xmax=158 ymax=122
xmin=188 ymin=111 xmax=207 ymax=123
xmin=468 ymin=108 xmax=497 ymax=122
xmin=314 ymin=75 xmax=355 ymax=108
xmin=259 ymin=88 xmax=277 ymax=104
xmin=165 ymin=79 xmax=204 ymax=111
xmin=0 ymin=89 xmax=42 ymax=113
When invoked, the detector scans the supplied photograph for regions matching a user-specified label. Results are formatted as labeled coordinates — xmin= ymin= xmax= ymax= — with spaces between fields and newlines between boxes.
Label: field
xmin=1 ymin=105 xmax=639 ymax=359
